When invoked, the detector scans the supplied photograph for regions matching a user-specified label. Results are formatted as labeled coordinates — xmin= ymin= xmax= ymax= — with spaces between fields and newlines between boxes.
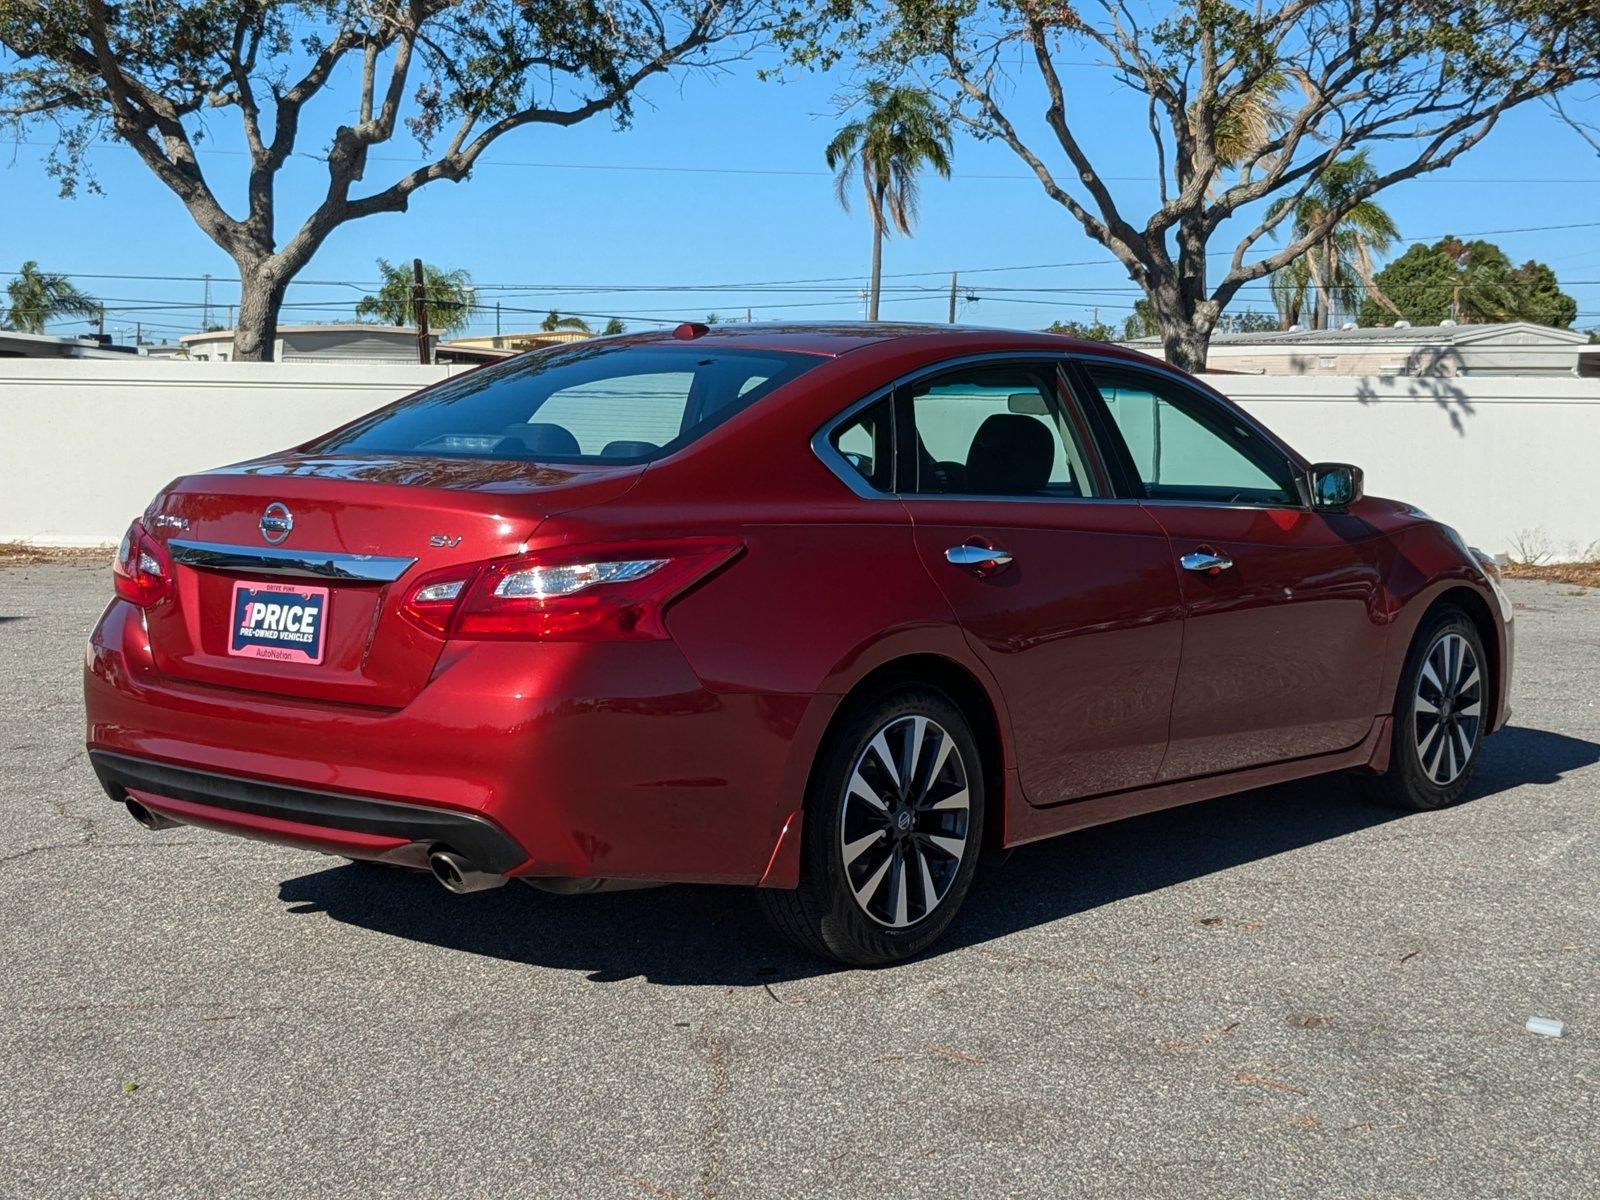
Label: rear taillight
xmin=112 ymin=518 xmax=173 ymax=607
xmin=398 ymin=538 xmax=740 ymax=641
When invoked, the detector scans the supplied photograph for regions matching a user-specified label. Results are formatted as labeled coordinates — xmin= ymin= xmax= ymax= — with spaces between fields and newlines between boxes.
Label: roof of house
xmin=1124 ymin=321 xmax=1587 ymax=348
xmin=0 ymin=329 xmax=140 ymax=358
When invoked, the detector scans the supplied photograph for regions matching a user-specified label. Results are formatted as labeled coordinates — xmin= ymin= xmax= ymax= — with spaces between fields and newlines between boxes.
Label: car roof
xmin=609 ymin=320 xmax=1160 ymax=365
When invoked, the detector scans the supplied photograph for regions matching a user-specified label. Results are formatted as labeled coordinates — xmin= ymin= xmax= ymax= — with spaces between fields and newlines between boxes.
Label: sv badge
xmin=429 ymin=534 xmax=463 ymax=548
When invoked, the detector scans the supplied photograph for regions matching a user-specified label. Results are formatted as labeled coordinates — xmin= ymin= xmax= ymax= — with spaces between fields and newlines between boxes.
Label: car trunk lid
xmin=140 ymin=453 xmax=642 ymax=708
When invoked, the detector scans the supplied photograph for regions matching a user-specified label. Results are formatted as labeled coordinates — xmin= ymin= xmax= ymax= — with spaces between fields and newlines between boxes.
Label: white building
xmin=1123 ymin=321 xmax=1591 ymax=378
xmin=180 ymin=323 xmax=437 ymax=364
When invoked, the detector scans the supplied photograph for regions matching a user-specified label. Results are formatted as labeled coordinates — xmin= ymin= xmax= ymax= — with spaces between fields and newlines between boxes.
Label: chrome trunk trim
xmin=167 ymin=539 xmax=416 ymax=583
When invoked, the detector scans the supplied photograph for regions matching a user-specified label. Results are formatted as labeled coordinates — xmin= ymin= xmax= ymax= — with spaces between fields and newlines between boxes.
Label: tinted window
xmin=830 ymin=398 xmax=894 ymax=492
xmin=1086 ymin=366 xmax=1297 ymax=505
xmin=310 ymin=344 xmax=821 ymax=463
xmin=907 ymin=366 xmax=1097 ymax=497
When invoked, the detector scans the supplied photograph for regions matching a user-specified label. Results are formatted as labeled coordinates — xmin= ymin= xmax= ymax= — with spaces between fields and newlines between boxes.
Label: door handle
xmin=946 ymin=544 xmax=1014 ymax=572
xmin=1180 ymin=548 xmax=1234 ymax=574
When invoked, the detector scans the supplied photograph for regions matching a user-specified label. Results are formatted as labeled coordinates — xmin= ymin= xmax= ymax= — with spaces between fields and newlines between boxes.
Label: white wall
xmin=1 ymin=360 xmax=461 ymax=546
xmin=1210 ymin=374 xmax=1600 ymax=561
xmin=1 ymin=359 xmax=1596 ymax=559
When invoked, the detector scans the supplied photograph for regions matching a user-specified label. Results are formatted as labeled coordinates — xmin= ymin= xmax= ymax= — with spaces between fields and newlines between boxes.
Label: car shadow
xmin=275 ymin=725 xmax=1598 ymax=986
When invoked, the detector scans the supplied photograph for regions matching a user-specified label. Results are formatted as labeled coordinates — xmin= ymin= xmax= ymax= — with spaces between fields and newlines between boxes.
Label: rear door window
xmin=903 ymin=365 xmax=1099 ymax=497
xmin=309 ymin=345 xmax=821 ymax=463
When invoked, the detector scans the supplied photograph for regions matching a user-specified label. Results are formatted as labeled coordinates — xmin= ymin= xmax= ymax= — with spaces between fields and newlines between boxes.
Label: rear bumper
xmin=85 ymin=597 xmax=818 ymax=884
xmin=91 ymin=749 xmax=529 ymax=872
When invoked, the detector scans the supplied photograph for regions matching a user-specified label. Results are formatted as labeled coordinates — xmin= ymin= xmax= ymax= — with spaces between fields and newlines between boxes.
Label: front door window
xmin=1085 ymin=366 xmax=1296 ymax=506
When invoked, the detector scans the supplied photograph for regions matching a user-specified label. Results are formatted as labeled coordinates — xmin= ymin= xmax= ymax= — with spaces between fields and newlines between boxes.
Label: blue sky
xmin=4 ymin=44 xmax=1599 ymax=344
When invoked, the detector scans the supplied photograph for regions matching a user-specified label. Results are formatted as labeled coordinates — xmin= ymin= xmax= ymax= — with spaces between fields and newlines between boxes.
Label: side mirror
xmin=1309 ymin=462 xmax=1364 ymax=511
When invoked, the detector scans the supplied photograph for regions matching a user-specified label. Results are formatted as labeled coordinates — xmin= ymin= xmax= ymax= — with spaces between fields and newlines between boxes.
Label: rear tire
xmin=759 ymin=686 xmax=985 ymax=966
xmin=1357 ymin=607 xmax=1488 ymax=811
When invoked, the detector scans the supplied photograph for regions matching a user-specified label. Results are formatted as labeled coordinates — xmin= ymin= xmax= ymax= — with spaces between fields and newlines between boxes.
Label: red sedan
xmin=85 ymin=323 xmax=1513 ymax=964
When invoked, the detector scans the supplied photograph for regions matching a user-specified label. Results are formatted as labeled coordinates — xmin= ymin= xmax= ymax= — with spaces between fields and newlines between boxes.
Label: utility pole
xmin=948 ymin=272 xmax=958 ymax=323
xmin=200 ymin=273 xmax=212 ymax=330
xmin=494 ymin=301 xmax=501 ymax=340
xmin=412 ymin=258 xmax=431 ymax=364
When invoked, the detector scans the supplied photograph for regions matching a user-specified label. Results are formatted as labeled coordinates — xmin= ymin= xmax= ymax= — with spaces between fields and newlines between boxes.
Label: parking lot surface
xmin=1 ymin=562 xmax=1595 ymax=1199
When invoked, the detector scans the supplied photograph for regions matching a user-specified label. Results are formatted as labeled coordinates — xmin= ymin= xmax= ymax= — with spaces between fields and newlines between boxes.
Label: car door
xmin=1072 ymin=358 xmax=1389 ymax=780
xmin=897 ymin=358 xmax=1185 ymax=805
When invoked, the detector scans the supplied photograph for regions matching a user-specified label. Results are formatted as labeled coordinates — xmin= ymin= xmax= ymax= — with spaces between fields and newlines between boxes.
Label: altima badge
xmin=259 ymin=502 xmax=293 ymax=545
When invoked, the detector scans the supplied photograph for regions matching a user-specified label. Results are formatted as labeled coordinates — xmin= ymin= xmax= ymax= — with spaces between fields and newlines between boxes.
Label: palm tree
xmin=4 ymin=261 xmax=100 ymax=334
xmin=1206 ymin=71 xmax=1292 ymax=173
xmin=540 ymin=310 xmax=591 ymax=333
xmin=1266 ymin=152 xmax=1400 ymax=329
xmin=601 ymin=317 xmax=627 ymax=335
xmin=826 ymin=83 xmax=953 ymax=321
xmin=1269 ymin=256 xmax=1312 ymax=329
xmin=355 ymin=258 xmax=475 ymax=333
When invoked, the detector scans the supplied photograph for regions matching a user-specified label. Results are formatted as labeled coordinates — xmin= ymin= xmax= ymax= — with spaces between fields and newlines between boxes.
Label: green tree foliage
xmin=354 ymin=259 xmax=474 ymax=333
xmin=602 ymin=317 xmax=628 ymax=335
xmin=0 ymin=1 xmax=767 ymax=359
xmin=3 ymin=261 xmax=100 ymax=334
xmin=1227 ymin=309 xmax=1282 ymax=333
xmin=826 ymin=82 xmax=953 ymax=321
xmin=1045 ymin=317 xmax=1116 ymax=341
xmin=1123 ymin=299 xmax=1160 ymax=340
xmin=1359 ymin=239 xmax=1579 ymax=327
xmin=779 ymin=1 xmax=1600 ymax=370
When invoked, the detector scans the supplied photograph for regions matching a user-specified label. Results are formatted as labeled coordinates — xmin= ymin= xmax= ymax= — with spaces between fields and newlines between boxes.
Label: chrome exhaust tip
xmin=428 ymin=848 xmax=506 ymax=894
xmin=125 ymin=798 xmax=179 ymax=831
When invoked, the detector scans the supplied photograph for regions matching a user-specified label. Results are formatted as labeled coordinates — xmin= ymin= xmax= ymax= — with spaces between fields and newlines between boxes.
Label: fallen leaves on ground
xmin=0 ymin=542 xmax=112 ymax=566
xmin=1502 ymin=561 xmax=1600 ymax=588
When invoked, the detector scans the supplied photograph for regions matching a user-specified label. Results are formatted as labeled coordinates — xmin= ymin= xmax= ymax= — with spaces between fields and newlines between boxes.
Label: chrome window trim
xmin=810 ymin=351 xmax=1106 ymax=504
xmin=168 ymin=539 xmax=417 ymax=583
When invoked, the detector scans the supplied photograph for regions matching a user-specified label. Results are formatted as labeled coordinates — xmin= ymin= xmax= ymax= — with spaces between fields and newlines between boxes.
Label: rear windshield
xmin=308 ymin=343 xmax=823 ymax=463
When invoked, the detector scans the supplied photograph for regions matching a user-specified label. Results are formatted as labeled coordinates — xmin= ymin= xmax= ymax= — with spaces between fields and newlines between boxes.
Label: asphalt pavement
xmin=1 ymin=562 xmax=1595 ymax=1199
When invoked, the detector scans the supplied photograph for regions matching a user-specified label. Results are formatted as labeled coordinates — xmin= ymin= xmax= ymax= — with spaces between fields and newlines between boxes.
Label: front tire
xmin=759 ymin=686 xmax=985 ymax=966
xmin=1358 ymin=607 xmax=1488 ymax=811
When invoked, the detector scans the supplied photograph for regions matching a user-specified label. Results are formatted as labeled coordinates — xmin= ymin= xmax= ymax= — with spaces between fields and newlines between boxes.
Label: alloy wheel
xmin=1413 ymin=632 xmax=1483 ymax=786
xmin=838 ymin=715 xmax=970 ymax=929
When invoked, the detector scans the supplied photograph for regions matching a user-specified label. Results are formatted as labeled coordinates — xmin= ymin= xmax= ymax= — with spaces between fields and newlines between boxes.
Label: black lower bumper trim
xmin=89 ymin=750 xmax=528 ymax=874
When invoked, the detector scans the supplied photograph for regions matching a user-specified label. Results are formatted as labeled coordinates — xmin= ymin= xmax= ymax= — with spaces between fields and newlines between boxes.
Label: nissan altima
xmin=85 ymin=322 xmax=1512 ymax=964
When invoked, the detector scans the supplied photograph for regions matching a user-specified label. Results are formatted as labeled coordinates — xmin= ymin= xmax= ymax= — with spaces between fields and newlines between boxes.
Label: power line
xmin=17 ymin=218 xmax=1599 ymax=298
xmin=10 ymin=138 xmax=1600 ymax=186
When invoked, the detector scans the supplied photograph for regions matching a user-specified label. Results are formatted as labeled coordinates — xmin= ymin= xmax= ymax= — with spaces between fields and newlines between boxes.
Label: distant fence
xmin=2 ymin=358 xmax=1596 ymax=559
